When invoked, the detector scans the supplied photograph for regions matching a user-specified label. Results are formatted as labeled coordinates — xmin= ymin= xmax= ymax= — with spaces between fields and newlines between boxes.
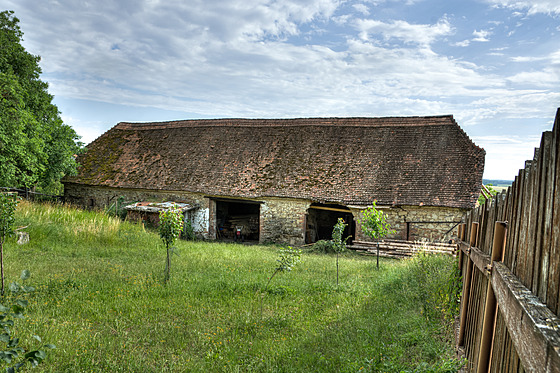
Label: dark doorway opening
xmin=215 ymin=199 xmax=260 ymax=242
xmin=306 ymin=203 xmax=355 ymax=244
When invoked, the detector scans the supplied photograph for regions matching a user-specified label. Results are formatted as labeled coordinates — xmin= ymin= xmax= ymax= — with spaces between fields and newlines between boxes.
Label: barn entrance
xmin=305 ymin=203 xmax=355 ymax=244
xmin=215 ymin=199 xmax=260 ymax=242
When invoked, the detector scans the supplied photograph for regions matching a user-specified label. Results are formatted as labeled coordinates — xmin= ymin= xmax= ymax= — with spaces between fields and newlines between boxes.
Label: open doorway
xmin=215 ymin=199 xmax=260 ymax=242
xmin=306 ymin=203 xmax=355 ymax=244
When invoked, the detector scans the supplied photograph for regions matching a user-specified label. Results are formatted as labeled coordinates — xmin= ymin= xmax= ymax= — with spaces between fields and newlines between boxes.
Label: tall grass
xmin=3 ymin=201 xmax=463 ymax=372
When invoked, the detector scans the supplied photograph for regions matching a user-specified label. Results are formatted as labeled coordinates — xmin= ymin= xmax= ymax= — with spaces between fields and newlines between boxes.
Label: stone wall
xmin=64 ymin=183 xmax=310 ymax=244
xmin=352 ymin=205 xmax=466 ymax=243
xmin=259 ymin=198 xmax=310 ymax=246
xmin=64 ymin=183 xmax=465 ymax=244
xmin=64 ymin=183 xmax=211 ymax=238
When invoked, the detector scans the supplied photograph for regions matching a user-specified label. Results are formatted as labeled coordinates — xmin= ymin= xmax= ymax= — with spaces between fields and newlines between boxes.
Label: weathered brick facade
xmin=63 ymin=116 xmax=485 ymax=244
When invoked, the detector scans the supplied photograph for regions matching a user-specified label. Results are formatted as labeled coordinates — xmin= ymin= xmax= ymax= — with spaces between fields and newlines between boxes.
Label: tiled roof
xmin=65 ymin=116 xmax=485 ymax=208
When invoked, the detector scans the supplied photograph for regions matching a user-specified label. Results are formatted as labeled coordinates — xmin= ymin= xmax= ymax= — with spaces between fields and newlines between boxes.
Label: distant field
xmin=482 ymin=179 xmax=513 ymax=188
xmin=5 ymin=201 xmax=464 ymax=372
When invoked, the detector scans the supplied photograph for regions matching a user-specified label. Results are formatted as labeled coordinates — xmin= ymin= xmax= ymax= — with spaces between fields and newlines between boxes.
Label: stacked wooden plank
xmin=348 ymin=239 xmax=457 ymax=259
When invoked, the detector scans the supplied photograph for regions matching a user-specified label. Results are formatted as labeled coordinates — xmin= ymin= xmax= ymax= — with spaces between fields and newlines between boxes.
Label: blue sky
xmin=4 ymin=0 xmax=560 ymax=180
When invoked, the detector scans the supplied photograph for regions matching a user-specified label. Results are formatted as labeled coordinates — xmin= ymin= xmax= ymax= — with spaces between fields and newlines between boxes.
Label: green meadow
xmin=4 ymin=201 xmax=463 ymax=372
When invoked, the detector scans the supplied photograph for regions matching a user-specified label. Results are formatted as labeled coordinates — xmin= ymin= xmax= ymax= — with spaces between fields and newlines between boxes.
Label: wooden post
xmin=477 ymin=221 xmax=507 ymax=373
xmin=458 ymin=223 xmax=466 ymax=273
xmin=458 ymin=222 xmax=479 ymax=346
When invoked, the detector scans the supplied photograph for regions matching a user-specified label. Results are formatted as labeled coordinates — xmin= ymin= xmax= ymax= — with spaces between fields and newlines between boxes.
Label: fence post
xmin=477 ymin=221 xmax=507 ymax=372
xmin=476 ymin=221 xmax=507 ymax=373
xmin=458 ymin=222 xmax=479 ymax=346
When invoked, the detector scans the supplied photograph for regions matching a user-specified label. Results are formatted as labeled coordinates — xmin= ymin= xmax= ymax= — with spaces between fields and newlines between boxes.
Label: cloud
xmin=473 ymin=134 xmax=544 ymax=179
xmin=354 ymin=17 xmax=453 ymax=45
xmin=5 ymin=0 xmax=558 ymax=162
xmin=472 ymin=29 xmax=492 ymax=42
xmin=453 ymin=40 xmax=471 ymax=47
xmin=482 ymin=0 xmax=560 ymax=15
xmin=352 ymin=3 xmax=370 ymax=15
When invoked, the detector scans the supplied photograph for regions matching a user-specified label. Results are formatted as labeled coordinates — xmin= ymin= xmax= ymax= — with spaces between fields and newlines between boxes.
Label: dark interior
xmin=215 ymin=200 xmax=260 ymax=241
xmin=306 ymin=203 xmax=355 ymax=244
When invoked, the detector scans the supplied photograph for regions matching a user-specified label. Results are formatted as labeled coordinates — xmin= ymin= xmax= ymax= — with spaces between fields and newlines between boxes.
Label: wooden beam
xmin=308 ymin=206 xmax=352 ymax=213
xmin=492 ymin=261 xmax=560 ymax=373
xmin=470 ymin=245 xmax=492 ymax=277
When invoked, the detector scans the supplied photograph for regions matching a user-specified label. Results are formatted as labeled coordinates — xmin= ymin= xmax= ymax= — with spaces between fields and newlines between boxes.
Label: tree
xmin=358 ymin=200 xmax=394 ymax=269
xmin=158 ymin=206 xmax=184 ymax=283
xmin=259 ymin=246 xmax=301 ymax=318
xmin=332 ymin=218 xmax=349 ymax=286
xmin=0 ymin=193 xmax=18 ymax=295
xmin=0 ymin=10 xmax=82 ymax=194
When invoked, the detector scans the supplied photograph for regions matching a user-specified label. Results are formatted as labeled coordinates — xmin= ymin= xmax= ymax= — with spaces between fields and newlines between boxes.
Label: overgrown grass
xmin=4 ymin=201 xmax=463 ymax=372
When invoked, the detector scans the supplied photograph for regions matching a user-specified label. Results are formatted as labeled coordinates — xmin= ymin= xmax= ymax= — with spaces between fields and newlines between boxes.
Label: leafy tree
xmin=0 ymin=10 xmax=82 ymax=194
xmin=332 ymin=218 xmax=349 ymax=286
xmin=358 ymin=200 xmax=394 ymax=269
xmin=158 ymin=206 xmax=184 ymax=283
xmin=0 ymin=193 xmax=18 ymax=295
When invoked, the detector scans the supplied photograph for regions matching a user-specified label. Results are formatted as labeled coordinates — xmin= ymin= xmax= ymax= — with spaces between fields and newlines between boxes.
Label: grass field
xmin=3 ymin=201 xmax=464 ymax=372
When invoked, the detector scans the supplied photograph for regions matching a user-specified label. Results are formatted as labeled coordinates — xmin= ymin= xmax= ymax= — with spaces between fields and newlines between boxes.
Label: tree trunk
xmin=165 ymin=246 xmax=171 ymax=283
xmin=336 ymin=252 xmax=339 ymax=286
xmin=1 ymin=240 xmax=4 ymax=296
xmin=376 ymin=240 xmax=379 ymax=270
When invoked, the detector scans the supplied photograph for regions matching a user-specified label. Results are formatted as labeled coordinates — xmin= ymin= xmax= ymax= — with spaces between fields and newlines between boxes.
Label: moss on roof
xmin=65 ymin=116 xmax=485 ymax=208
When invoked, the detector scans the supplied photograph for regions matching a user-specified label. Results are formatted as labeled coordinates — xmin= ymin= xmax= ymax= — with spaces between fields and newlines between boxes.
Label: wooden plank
xmin=308 ymin=205 xmax=352 ymax=213
xmin=459 ymin=257 xmax=475 ymax=346
xmin=524 ymin=151 xmax=540 ymax=291
xmin=470 ymin=245 xmax=492 ymax=278
xmin=534 ymin=132 xmax=553 ymax=298
xmin=492 ymin=261 xmax=560 ymax=373
xmin=540 ymin=130 xmax=556 ymax=304
xmin=511 ymin=168 xmax=525 ymax=276
xmin=517 ymin=160 xmax=532 ymax=286
xmin=479 ymin=221 xmax=508 ymax=373
xmin=551 ymin=108 xmax=560 ymax=314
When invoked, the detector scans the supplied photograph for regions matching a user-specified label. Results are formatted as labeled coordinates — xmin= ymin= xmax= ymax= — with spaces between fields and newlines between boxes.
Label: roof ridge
xmin=115 ymin=115 xmax=456 ymax=130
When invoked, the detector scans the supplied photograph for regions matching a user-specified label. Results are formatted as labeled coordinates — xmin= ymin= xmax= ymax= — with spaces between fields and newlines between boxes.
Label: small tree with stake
xmin=332 ymin=218 xmax=349 ymax=286
xmin=0 ymin=193 xmax=18 ymax=296
xmin=358 ymin=200 xmax=394 ymax=269
xmin=158 ymin=206 xmax=184 ymax=283
xmin=259 ymin=246 xmax=301 ymax=318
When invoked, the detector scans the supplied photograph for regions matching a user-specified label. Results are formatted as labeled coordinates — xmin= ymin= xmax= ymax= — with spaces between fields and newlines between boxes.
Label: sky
xmin=4 ymin=0 xmax=560 ymax=180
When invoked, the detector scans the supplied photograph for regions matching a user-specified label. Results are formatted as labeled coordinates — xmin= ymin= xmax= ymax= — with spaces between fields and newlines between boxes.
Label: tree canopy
xmin=0 ymin=10 xmax=82 ymax=193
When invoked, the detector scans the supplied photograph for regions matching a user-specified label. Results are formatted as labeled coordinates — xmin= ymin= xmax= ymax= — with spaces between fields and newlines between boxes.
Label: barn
xmin=63 ymin=116 xmax=485 ymax=245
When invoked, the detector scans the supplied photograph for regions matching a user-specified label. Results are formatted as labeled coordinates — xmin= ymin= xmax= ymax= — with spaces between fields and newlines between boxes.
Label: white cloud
xmin=454 ymin=40 xmax=471 ymax=47
xmin=483 ymin=0 xmax=560 ymax=15
xmin=473 ymin=134 xmax=544 ymax=179
xmin=472 ymin=29 xmax=492 ymax=42
xmin=354 ymin=17 xmax=453 ymax=45
xmin=352 ymin=3 xmax=370 ymax=15
xmin=4 ymin=0 xmax=559 ymax=181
